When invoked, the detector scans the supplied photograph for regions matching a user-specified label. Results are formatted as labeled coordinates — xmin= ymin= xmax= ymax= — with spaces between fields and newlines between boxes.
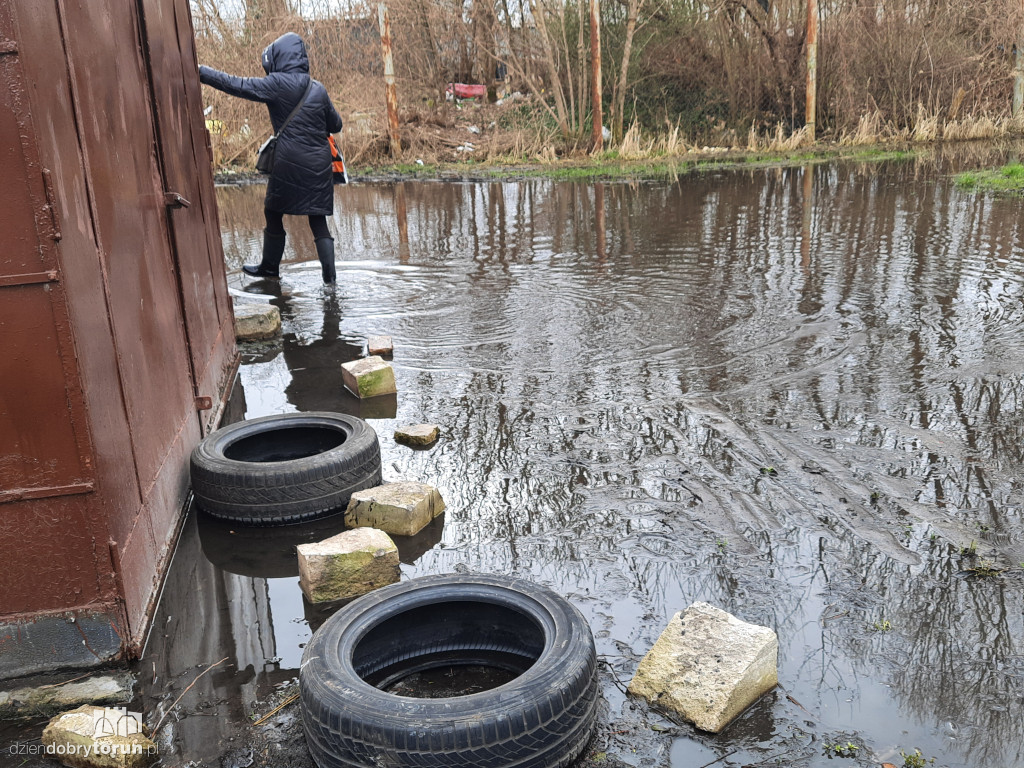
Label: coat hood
xmin=261 ymin=32 xmax=309 ymax=74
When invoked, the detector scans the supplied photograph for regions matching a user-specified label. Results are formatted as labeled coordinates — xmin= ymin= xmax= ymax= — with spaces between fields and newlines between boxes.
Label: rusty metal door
xmin=138 ymin=0 xmax=236 ymax=434
xmin=0 ymin=0 xmax=239 ymax=665
xmin=51 ymin=0 xmax=198 ymax=495
xmin=0 ymin=5 xmax=94 ymax=505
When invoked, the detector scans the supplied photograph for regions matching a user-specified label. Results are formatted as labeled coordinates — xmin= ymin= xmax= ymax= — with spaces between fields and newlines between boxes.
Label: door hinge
xmin=195 ymin=396 xmax=213 ymax=411
xmin=164 ymin=191 xmax=191 ymax=209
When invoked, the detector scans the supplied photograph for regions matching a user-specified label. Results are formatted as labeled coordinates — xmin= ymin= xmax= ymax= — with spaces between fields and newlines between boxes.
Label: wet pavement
xmin=6 ymin=147 xmax=1024 ymax=768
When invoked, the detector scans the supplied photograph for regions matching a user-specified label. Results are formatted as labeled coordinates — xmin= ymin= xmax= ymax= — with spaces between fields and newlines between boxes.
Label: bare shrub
xmin=192 ymin=0 xmax=1024 ymax=168
xmin=819 ymin=0 xmax=1020 ymax=136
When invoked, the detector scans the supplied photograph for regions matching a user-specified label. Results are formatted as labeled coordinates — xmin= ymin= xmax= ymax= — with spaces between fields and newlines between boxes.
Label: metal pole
xmin=589 ymin=0 xmax=603 ymax=151
xmin=806 ymin=0 xmax=818 ymax=141
xmin=378 ymin=3 xmax=401 ymax=159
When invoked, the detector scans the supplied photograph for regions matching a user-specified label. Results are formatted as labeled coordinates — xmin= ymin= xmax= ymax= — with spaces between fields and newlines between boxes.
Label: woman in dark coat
xmin=200 ymin=32 xmax=343 ymax=283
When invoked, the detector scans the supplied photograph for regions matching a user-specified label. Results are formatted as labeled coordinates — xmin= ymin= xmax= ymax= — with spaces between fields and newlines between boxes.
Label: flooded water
xmin=125 ymin=152 xmax=1024 ymax=767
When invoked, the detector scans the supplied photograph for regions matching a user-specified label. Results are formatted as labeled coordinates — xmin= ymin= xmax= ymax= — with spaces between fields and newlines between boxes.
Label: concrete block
xmin=628 ymin=602 xmax=778 ymax=733
xmin=297 ymin=527 xmax=400 ymax=603
xmin=233 ymin=303 xmax=281 ymax=341
xmin=345 ymin=482 xmax=446 ymax=537
xmin=0 ymin=673 xmax=134 ymax=719
xmin=394 ymin=424 xmax=440 ymax=447
xmin=41 ymin=705 xmax=157 ymax=767
xmin=341 ymin=356 xmax=397 ymax=399
xmin=367 ymin=335 xmax=393 ymax=356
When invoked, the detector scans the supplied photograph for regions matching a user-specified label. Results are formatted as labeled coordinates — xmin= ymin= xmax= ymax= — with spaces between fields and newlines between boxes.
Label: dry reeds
xmin=745 ymin=124 xmax=811 ymax=152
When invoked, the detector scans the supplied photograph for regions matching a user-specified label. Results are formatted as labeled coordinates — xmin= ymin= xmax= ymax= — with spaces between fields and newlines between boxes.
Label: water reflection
xmin=176 ymin=156 xmax=1024 ymax=767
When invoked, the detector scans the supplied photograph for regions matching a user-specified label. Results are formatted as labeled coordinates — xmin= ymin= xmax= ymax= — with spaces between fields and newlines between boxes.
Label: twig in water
xmin=596 ymin=658 xmax=630 ymax=694
xmin=253 ymin=693 xmax=300 ymax=726
xmin=37 ymin=672 xmax=93 ymax=690
xmin=153 ymin=657 xmax=229 ymax=735
xmin=696 ymin=749 xmax=737 ymax=768
xmin=785 ymin=693 xmax=813 ymax=716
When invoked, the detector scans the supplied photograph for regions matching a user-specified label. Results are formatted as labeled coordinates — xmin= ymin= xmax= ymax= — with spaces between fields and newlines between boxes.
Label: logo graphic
xmin=90 ymin=707 xmax=144 ymax=739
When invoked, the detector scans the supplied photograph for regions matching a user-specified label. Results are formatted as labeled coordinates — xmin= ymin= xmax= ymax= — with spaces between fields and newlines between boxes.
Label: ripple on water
xmin=203 ymin=166 xmax=1024 ymax=768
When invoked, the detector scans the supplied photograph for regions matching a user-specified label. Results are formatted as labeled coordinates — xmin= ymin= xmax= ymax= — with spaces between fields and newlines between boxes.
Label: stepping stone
xmin=297 ymin=527 xmax=400 ymax=603
xmin=341 ymin=356 xmax=397 ymax=398
xmin=367 ymin=335 xmax=393 ymax=356
xmin=394 ymin=424 xmax=440 ymax=447
xmin=233 ymin=302 xmax=281 ymax=341
xmin=345 ymin=481 xmax=445 ymax=537
xmin=628 ymin=602 xmax=778 ymax=733
xmin=42 ymin=704 xmax=157 ymax=767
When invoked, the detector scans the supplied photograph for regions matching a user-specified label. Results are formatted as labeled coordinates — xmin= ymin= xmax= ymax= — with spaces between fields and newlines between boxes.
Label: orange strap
xmin=329 ymin=135 xmax=345 ymax=173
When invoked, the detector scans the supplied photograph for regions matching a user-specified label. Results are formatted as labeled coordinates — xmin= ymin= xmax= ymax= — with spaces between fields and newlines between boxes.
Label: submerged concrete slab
xmin=341 ymin=356 xmax=397 ymax=399
xmin=394 ymin=424 xmax=440 ymax=447
xmin=345 ymin=482 xmax=445 ymax=537
xmin=0 ymin=672 xmax=134 ymax=719
xmin=628 ymin=602 xmax=778 ymax=733
xmin=41 ymin=704 xmax=157 ymax=767
xmin=297 ymin=527 xmax=400 ymax=603
xmin=233 ymin=303 xmax=281 ymax=341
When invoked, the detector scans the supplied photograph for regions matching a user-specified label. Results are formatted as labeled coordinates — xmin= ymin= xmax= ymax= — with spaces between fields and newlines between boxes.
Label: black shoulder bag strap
xmin=275 ymin=79 xmax=313 ymax=138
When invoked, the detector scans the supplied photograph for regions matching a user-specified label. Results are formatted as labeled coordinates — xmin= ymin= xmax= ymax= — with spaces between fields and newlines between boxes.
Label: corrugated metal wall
xmin=0 ymin=0 xmax=236 ymax=678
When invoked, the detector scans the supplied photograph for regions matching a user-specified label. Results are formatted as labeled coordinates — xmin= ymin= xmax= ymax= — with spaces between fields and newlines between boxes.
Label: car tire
xmin=300 ymin=573 xmax=599 ymax=768
xmin=189 ymin=412 xmax=381 ymax=525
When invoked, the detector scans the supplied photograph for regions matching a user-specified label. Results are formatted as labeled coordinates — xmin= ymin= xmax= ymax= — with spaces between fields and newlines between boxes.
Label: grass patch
xmin=955 ymin=163 xmax=1024 ymax=195
xmin=359 ymin=143 xmax=930 ymax=182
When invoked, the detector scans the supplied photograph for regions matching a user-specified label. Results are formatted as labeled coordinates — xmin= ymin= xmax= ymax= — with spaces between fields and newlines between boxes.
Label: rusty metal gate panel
xmin=1 ymin=0 xmax=238 ymax=673
xmin=55 ymin=0 xmax=199 ymax=495
xmin=4 ymin=0 xmax=145 ymax=549
xmin=138 ymin=0 xmax=236 ymax=434
xmin=0 ymin=5 xmax=93 ymax=504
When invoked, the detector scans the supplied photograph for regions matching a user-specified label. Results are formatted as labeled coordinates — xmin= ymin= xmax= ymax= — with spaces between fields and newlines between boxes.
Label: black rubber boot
xmin=315 ymin=237 xmax=336 ymax=284
xmin=243 ymin=230 xmax=286 ymax=278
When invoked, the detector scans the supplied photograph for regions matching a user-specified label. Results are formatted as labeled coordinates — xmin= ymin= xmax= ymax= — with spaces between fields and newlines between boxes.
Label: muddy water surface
xmin=155 ymin=155 xmax=1024 ymax=767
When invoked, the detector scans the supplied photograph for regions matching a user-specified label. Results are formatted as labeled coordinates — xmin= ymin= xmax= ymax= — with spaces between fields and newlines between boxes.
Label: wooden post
xmin=1016 ymin=0 xmax=1024 ymax=117
xmin=589 ymin=0 xmax=603 ymax=151
xmin=378 ymin=3 xmax=401 ymax=159
xmin=805 ymin=0 xmax=818 ymax=141
xmin=1015 ymin=13 xmax=1024 ymax=117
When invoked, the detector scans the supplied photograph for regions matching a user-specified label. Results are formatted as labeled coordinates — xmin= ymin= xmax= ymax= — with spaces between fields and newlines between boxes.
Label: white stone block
xmin=41 ymin=704 xmax=156 ymax=768
xmin=628 ymin=602 xmax=778 ymax=733
xmin=394 ymin=424 xmax=440 ymax=447
xmin=297 ymin=527 xmax=400 ymax=603
xmin=341 ymin=356 xmax=397 ymax=398
xmin=345 ymin=482 xmax=445 ymax=537
xmin=233 ymin=303 xmax=281 ymax=341
xmin=367 ymin=335 xmax=393 ymax=356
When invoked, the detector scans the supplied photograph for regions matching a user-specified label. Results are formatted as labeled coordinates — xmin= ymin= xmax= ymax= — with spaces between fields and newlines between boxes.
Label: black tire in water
xmin=189 ymin=412 xmax=381 ymax=525
xmin=300 ymin=573 xmax=599 ymax=768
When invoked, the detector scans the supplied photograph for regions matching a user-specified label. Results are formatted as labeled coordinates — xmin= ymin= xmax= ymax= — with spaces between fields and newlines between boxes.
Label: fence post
xmin=378 ymin=3 xmax=402 ymax=159
xmin=806 ymin=0 xmax=818 ymax=141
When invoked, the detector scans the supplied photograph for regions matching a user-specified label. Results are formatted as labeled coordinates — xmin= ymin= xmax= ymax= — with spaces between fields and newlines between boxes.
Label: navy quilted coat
xmin=199 ymin=33 xmax=343 ymax=216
